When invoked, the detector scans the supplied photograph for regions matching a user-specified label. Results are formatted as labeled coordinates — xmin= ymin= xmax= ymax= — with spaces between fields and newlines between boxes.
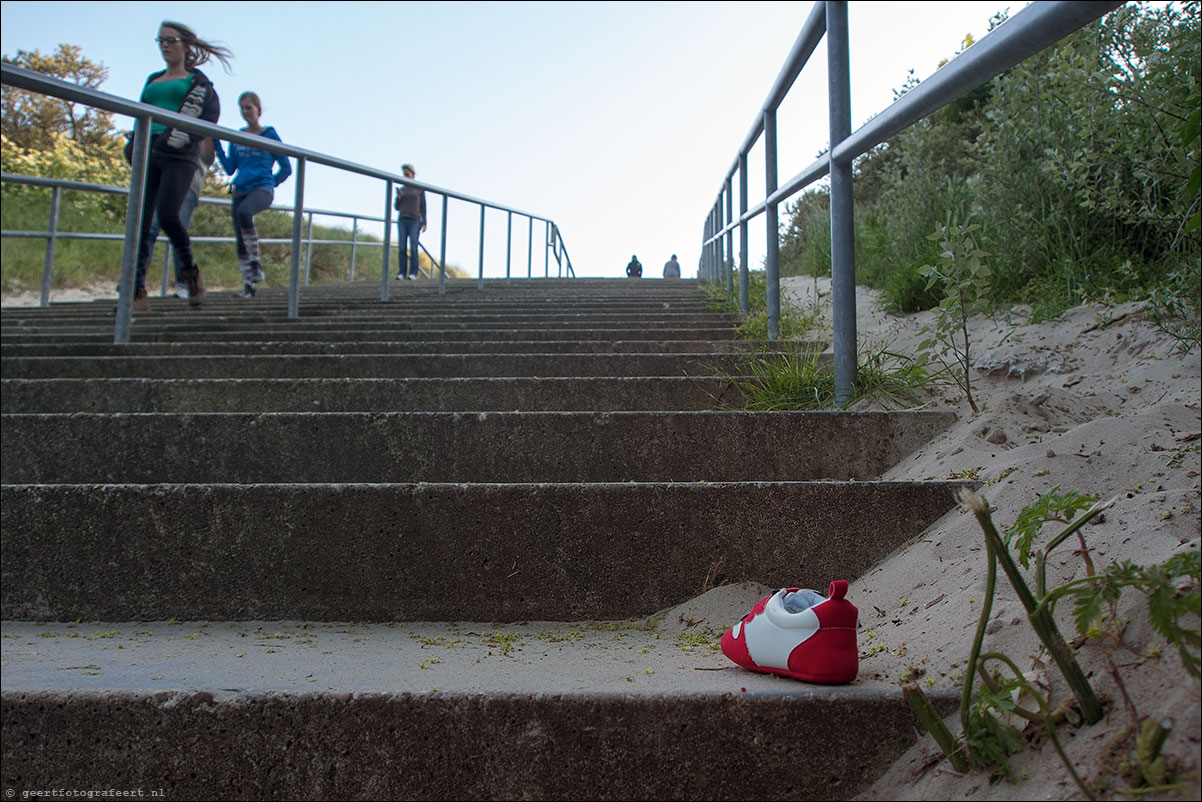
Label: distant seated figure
xmin=626 ymin=254 xmax=643 ymax=278
xmin=663 ymin=254 xmax=681 ymax=278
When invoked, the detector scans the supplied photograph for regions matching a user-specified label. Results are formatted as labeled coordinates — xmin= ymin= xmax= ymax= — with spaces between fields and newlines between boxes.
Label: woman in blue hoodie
xmin=214 ymin=91 xmax=291 ymax=298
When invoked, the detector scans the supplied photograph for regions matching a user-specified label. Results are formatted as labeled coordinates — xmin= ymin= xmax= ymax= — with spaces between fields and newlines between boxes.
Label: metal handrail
xmin=1 ymin=172 xmax=445 ymax=302
xmin=700 ymin=0 xmax=1122 ymax=405
xmin=1 ymin=62 xmax=576 ymax=342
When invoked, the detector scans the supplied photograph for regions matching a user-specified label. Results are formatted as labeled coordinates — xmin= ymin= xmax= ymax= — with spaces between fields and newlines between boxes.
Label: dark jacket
xmin=128 ymin=68 xmax=221 ymax=164
xmin=394 ymin=183 xmax=426 ymax=224
xmin=626 ymin=258 xmax=643 ymax=278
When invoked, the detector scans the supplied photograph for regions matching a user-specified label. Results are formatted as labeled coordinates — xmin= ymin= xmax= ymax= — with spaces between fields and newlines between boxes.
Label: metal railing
xmin=1 ymin=62 xmax=576 ymax=343
xmin=701 ymin=0 xmax=1123 ymax=405
xmin=0 ymin=172 xmax=454 ymax=305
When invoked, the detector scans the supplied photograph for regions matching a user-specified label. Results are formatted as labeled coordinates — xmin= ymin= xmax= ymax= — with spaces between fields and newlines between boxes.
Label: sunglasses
xmin=155 ymin=37 xmax=184 ymax=45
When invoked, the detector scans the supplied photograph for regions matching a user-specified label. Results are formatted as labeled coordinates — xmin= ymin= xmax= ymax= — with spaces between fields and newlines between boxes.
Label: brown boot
xmin=132 ymin=286 xmax=150 ymax=312
xmin=183 ymin=265 xmax=205 ymax=306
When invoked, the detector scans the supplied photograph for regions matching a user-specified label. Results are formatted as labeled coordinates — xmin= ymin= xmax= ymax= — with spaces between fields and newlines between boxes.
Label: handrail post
xmin=39 ymin=185 xmax=61 ymax=307
xmin=381 ymin=180 xmax=392 ymax=301
xmin=527 ymin=216 xmax=533 ymax=278
xmin=544 ymin=221 xmax=550 ymax=278
xmin=438 ymin=194 xmax=448 ymax=296
xmin=557 ymin=226 xmax=565 ymax=277
xmin=477 ymin=204 xmax=485 ymax=290
xmin=719 ymin=203 xmax=727 ymax=287
xmin=114 ymin=115 xmax=151 ymax=345
xmin=505 ymin=210 xmax=513 ymax=284
xmin=707 ymin=207 xmax=714 ymax=283
xmin=160 ymin=241 xmax=171 ymax=297
xmin=738 ymin=151 xmax=749 ymax=313
xmin=828 ymin=0 xmax=857 ymax=406
xmin=349 ymin=216 xmax=358 ymax=280
xmin=724 ymin=176 xmax=734 ymax=293
xmin=304 ymin=211 xmax=314 ymax=285
xmin=704 ymin=215 xmax=711 ymax=282
xmin=706 ymin=206 xmax=716 ymax=288
xmin=764 ymin=107 xmax=780 ymax=341
xmin=288 ymin=155 xmax=305 ymax=318
xmin=706 ymin=209 xmax=716 ymax=283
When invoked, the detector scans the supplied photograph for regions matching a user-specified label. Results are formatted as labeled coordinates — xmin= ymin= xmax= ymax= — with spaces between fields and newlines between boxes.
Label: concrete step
xmin=0 ymin=480 xmax=968 ymax=621
xmin=0 ymin=614 xmax=957 ymax=800
xmin=3 ymin=309 xmax=738 ymax=325
xmin=0 ymin=376 xmax=746 ymax=412
xmin=2 ymin=317 xmax=739 ymax=337
xmin=0 ymin=352 xmax=748 ymax=379
xmin=0 ymin=327 xmax=744 ymax=344
xmin=1 ymin=298 xmax=720 ymax=316
xmin=0 ymin=339 xmax=776 ymax=357
xmin=2 ymin=410 xmax=954 ymax=483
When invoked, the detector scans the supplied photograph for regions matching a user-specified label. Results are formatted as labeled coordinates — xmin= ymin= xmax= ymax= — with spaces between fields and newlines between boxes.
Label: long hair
xmin=161 ymin=21 xmax=233 ymax=73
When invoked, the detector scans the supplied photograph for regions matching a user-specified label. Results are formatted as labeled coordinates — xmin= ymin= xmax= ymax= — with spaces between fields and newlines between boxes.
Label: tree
xmin=1 ymin=44 xmax=115 ymax=150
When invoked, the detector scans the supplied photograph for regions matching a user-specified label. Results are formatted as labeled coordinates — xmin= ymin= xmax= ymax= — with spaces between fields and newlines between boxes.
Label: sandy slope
xmin=774 ymin=276 xmax=1200 ymax=801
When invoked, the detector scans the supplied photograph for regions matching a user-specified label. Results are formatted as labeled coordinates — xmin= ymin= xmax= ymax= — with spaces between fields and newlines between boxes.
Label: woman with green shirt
xmin=130 ymin=21 xmax=230 ymax=311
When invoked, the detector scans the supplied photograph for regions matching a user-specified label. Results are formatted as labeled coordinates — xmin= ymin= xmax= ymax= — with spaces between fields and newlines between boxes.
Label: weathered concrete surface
xmin=0 ymin=616 xmax=959 ymax=801
xmin=2 ymin=411 xmax=955 ymax=483
xmin=0 ymin=352 xmax=746 ymax=379
xmin=0 ymin=338 xmax=769 ymax=357
xmin=4 ymin=310 xmax=737 ymax=328
xmin=1 ymin=687 xmax=949 ymax=800
xmin=1 ymin=481 xmax=968 ymax=621
xmin=1 ymin=376 xmax=747 ymax=413
xmin=1 ymin=327 xmax=741 ymax=344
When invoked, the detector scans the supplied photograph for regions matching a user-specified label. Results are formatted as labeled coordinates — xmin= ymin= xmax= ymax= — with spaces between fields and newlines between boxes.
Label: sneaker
xmin=231 ymin=283 xmax=256 ymax=299
xmin=132 ymin=286 xmax=150 ymax=313
xmin=720 ymin=580 xmax=858 ymax=684
xmin=249 ymin=261 xmax=266 ymax=284
xmin=405 ymin=274 xmax=416 ymax=280
xmin=174 ymin=282 xmax=189 ymax=300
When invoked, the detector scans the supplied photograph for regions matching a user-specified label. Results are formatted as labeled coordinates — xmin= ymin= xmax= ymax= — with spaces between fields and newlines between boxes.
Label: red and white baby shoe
xmin=720 ymin=580 xmax=859 ymax=684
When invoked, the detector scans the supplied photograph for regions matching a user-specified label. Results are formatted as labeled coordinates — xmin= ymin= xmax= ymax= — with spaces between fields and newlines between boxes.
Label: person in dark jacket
xmin=663 ymin=254 xmax=681 ymax=278
xmin=626 ymin=255 xmax=643 ymax=278
xmin=130 ymin=21 xmax=230 ymax=311
xmin=394 ymin=163 xmax=426 ymax=280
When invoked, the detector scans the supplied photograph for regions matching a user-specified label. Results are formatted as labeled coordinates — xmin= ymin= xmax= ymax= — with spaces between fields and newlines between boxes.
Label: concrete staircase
xmin=1 ymin=278 xmax=964 ymax=799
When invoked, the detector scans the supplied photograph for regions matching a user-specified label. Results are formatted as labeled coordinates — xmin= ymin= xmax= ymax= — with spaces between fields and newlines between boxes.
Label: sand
xmin=778 ymin=275 xmax=1201 ymax=801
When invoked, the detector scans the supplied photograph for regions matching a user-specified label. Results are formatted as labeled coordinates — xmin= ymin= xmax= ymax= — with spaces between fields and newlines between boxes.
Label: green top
xmin=140 ymin=76 xmax=192 ymax=135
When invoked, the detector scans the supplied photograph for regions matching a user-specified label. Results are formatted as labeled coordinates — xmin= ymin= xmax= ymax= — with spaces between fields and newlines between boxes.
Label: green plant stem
xmin=975 ymin=661 xmax=1043 ymax=723
xmin=978 ymin=652 xmax=1097 ymax=802
xmin=903 ymin=683 xmax=970 ymax=773
xmin=961 ymin=533 xmax=999 ymax=740
xmin=1036 ymin=498 xmax=1115 ymax=596
xmin=1113 ymin=783 xmax=1188 ymax=797
xmin=966 ymin=495 xmax=1105 ymax=725
xmin=958 ymin=284 xmax=978 ymax=414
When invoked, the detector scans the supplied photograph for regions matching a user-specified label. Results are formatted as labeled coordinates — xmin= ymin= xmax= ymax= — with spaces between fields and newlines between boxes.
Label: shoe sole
xmin=738 ymin=663 xmax=856 ymax=685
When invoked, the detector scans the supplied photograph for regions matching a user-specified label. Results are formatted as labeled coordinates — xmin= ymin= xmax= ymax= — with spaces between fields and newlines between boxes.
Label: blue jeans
xmin=397 ymin=216 xmax=421 ymax=277
xmin=147 ymin=181 xmax=200 ymax=286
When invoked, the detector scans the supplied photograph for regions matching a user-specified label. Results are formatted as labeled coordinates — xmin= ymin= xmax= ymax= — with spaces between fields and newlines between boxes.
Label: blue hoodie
xmin=215 ymin=126 xmax=291 ymax=193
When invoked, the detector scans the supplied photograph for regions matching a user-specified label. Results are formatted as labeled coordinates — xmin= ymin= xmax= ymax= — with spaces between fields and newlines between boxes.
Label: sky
xmin=1 ymin=0 xmax=1022 ymax=279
